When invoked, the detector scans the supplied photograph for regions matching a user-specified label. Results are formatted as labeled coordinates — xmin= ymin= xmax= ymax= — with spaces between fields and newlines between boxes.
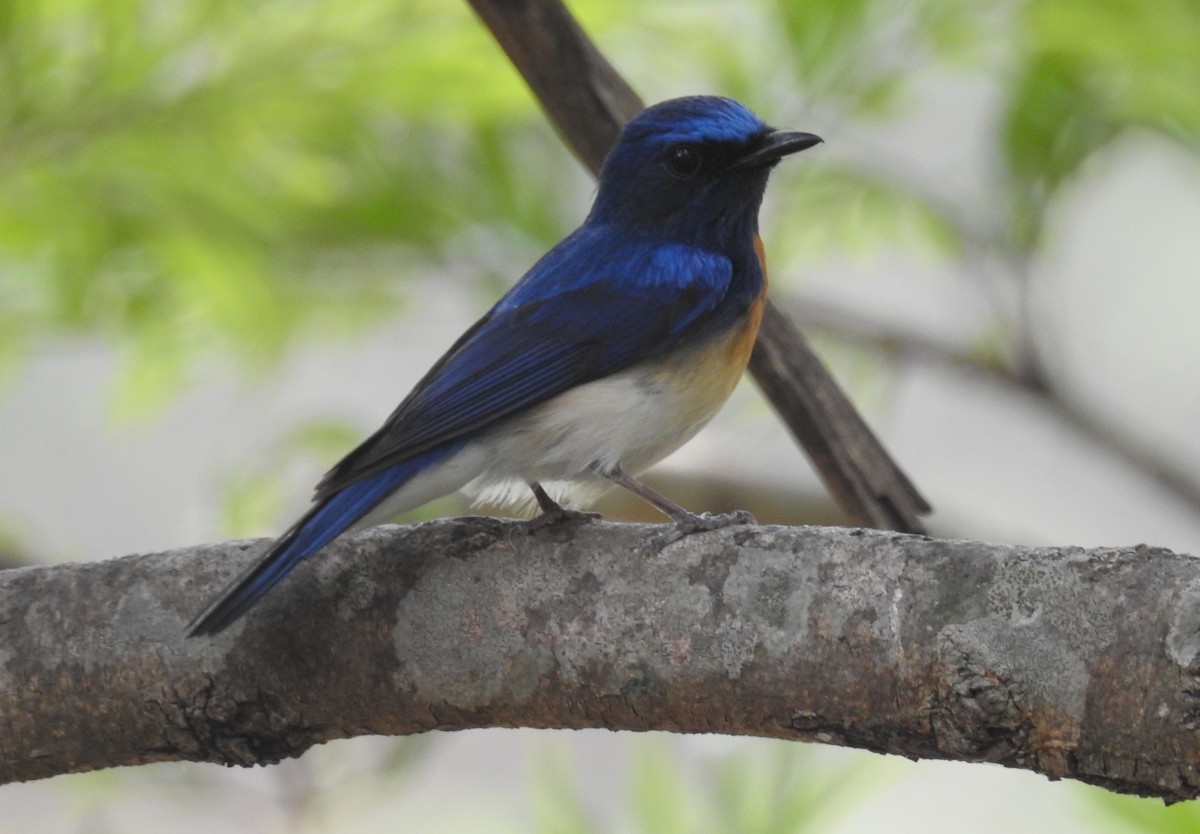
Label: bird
xmin=187 ymin=95 xmax=822 ymax=637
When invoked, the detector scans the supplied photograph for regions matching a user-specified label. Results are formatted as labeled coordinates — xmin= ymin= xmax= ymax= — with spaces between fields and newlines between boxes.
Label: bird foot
xmin=647 ymin=509 xmax=757 ymax=551
xmin=514 ymin=505 xmax=602 ymax=535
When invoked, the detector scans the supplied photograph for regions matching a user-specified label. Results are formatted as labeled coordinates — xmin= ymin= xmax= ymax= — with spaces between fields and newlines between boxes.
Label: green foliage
xmin=1026 ymin=0 xmax=1200 ymax=141
xmin=530 ymin=741 xmax=601 ymax=834
xmin=0 ymin=510 xmax=33 ymax=568
xmin=1004 ymin=0 xmax=1200 ymax=248
xmin=1084 ymin=786 xmax=1200 ymax=834
xmin=772 ymin=164 xmax=964 ymax=263
xmin=0 ymin=0 xmax=580 ymax=413
xmin=532 ymin=736 xmax=871 ymax=834
xmin=775 ymin=0 xmax=911 ymax=114
xmin=769 ymin=0 xmax=1200 ymax=257
xmin=628 ymin=740 xmax=704 ymax=834
xmin=1003 ymin=52 xmax=1118 ymax=248
xmin=773 ymin=0 xmax=992 ymax=113
xmin=217 ymin=418 xmax=362 ymax=537
xmin=6 ymin=0 xmax=1198 ymax=415
xmin=708 ymin=741 xmax=867 ymax=834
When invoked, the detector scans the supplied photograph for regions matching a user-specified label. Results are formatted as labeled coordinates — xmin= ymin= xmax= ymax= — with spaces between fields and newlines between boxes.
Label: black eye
xmin=665 ymin=143 xmax=702 ymax=177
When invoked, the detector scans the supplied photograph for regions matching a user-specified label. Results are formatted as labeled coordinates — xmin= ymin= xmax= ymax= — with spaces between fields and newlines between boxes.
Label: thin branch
xmin=789 ymin=295 xmax=1200 ymax=514
xmin=465 ymin=0 xmax=641 ymax=174
xmin=3 ymin=520 xmax=1199 ymax=801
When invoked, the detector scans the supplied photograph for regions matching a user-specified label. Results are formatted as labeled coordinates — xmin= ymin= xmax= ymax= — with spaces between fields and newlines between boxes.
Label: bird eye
xmin=665 ymin=144 xmax=702 ymax=178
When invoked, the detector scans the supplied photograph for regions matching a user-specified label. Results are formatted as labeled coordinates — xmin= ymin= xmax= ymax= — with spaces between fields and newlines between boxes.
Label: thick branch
xmin=3 ymin=521 xmax=1199 ymax=800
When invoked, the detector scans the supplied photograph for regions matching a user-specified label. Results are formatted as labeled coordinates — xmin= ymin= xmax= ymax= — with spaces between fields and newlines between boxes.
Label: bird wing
xmin=314 ymin=234 xmax=739 ymax=499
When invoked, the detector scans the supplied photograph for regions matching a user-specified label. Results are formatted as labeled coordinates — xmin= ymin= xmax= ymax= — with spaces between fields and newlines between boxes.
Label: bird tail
xmin=186 ymin=449 xmax=450 ymax=637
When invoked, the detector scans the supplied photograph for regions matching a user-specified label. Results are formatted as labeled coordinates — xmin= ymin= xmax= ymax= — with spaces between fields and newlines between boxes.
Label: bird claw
xmin=513 ymin=506 xmax=602 ymax=535
xmin=646 ymin=509 xmax=757 ymax=552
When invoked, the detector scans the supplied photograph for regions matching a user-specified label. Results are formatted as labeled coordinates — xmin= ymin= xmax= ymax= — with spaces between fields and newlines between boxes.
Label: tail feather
xmin=187 ymin=447 xmax=453 ymax=637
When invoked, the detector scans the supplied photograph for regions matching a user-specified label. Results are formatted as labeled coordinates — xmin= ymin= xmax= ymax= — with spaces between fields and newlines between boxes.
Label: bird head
xmin=589 ymin=96 xmax=821 ymax=242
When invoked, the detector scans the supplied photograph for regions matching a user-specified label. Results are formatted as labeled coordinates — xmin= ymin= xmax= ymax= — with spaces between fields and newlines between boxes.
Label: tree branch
xmin=788 ymin=295 xmax=1200 ymax=516
xmin=3 ymin=521 xmax=1199 ymax=800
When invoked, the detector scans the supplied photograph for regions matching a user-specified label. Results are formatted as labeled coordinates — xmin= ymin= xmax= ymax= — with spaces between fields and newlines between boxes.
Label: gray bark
xmin=2 ymin=519 xmax=1198 ymax=801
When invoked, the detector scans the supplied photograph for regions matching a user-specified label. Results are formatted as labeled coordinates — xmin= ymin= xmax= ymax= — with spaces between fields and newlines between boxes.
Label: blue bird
xmin=188 ymin=96 xmax=821 ymax=636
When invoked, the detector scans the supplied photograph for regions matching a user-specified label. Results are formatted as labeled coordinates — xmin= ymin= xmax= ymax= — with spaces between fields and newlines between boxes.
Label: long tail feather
xmin=187 ymin=447 xmax=453 ymax=636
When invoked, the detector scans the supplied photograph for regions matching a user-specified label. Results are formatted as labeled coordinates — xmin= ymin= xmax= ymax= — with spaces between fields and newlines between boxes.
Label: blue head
xmin=589 ymin=96 xmax=820 ymax=244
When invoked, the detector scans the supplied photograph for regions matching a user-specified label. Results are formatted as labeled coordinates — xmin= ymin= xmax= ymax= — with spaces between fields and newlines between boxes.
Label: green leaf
xmin=214 ymin=417 xmax=361 ymax=536
xmin=1001 ymin=53 xmax=1119 ymax=249
xmin=0 ymin=0 xmax=562 ymax=413
xmin=529 ymin=740 xmax=598 ymax=834
xmin=1003 ymin=0 xmax=1200 ymax=247
xmin=711 ymin=743 xmax=871 ymax=834
xmin=775 ymin=0 xmax=875 ymax=94
xmin=1084 ymin=787 xmax=1200 ymax=834
xmin=769 ymin=164 xmax=964 ymax=265
xmin=1025 ymin=0 xmax=1200 ymax=142
xmin=629 ymin=737 xmax=704 ymax=834
xmin=217 ymin=471 xmax=284 ymax=539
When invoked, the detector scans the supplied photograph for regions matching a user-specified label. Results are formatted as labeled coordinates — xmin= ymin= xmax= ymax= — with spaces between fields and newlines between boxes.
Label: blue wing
xmin=314 ymin=228 xmax=747 ymax=498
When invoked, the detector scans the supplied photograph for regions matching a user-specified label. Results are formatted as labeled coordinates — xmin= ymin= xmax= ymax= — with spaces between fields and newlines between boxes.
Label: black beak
xmin=732 ymin=130 xmax=823 ymax=169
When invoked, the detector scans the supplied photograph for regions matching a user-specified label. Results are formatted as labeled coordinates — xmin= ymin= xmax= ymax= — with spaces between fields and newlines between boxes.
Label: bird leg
xmin=517 ymin=481 xmax=601 ymax=532
xmin=604 ymin=468 xmax=756 ymax=549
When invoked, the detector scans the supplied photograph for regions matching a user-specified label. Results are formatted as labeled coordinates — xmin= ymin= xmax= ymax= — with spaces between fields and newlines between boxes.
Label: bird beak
xmin=732 ymin=130 xmax=823 ymax=169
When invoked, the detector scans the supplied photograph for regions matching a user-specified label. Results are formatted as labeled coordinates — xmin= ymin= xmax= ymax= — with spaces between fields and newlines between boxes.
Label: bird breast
xmin=477 ymin=294 xmax=766 ymax=493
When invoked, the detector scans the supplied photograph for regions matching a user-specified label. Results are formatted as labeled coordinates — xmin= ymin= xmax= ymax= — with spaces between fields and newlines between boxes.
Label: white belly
xmin=464 ymin=326 xmax=753 ymax=510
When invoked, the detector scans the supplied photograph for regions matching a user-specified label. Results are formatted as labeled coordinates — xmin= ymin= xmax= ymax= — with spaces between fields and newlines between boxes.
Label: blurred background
xmin=3 ymin=0 xmax=1200 ymax=830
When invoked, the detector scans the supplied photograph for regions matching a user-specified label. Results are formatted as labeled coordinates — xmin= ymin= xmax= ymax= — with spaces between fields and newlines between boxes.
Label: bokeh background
xmin=3 ymin=0 xmax=1200 ymax=831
